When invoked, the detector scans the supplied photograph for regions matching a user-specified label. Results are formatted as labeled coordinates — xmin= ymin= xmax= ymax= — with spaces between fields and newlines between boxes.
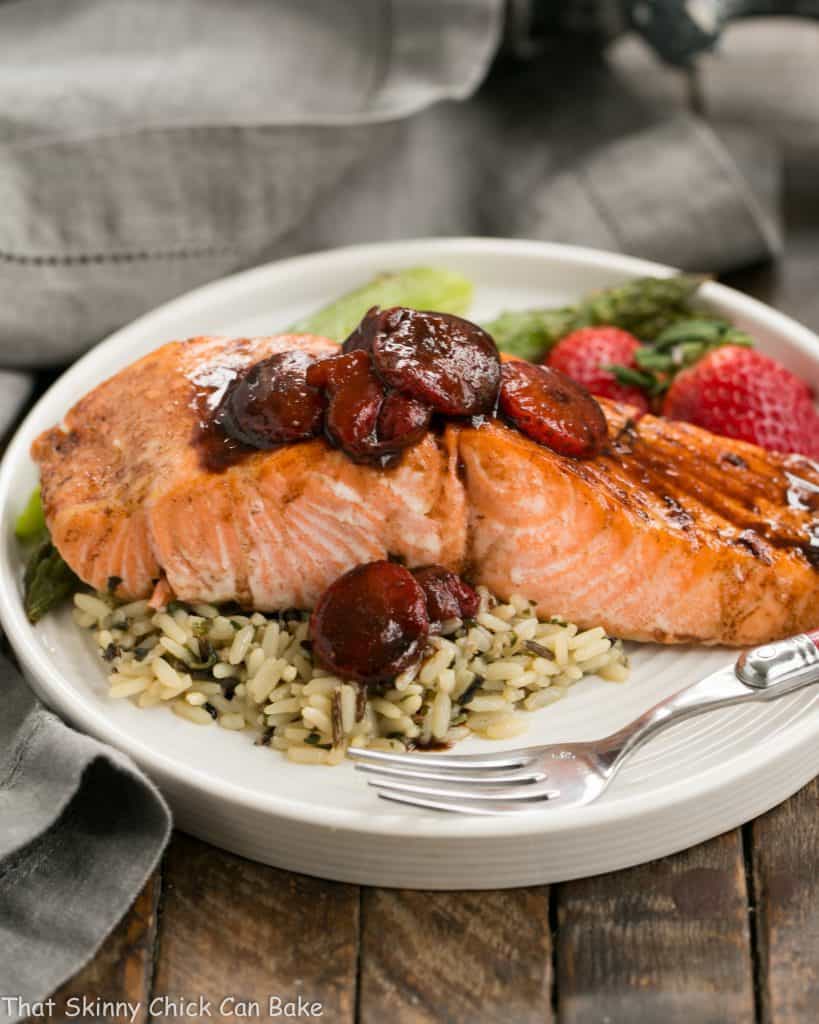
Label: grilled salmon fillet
xmin=463 ymin=411 xmax=819 ymax=645
xmin=33 ymin=335 xmax=467 ymax=611
xmin=32 ymin=335 xmax=819 ymax=645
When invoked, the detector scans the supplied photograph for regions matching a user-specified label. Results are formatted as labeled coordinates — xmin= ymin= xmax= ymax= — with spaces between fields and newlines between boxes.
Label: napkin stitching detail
xmin=0 ymin=246 xmax=237 ymax=267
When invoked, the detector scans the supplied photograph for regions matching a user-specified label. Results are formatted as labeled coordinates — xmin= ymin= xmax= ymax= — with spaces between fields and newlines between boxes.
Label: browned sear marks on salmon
xmin=31 ymin=336 xmax=819 ymax=647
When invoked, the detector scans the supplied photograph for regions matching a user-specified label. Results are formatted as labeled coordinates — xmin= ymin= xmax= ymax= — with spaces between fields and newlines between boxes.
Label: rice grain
xmin=80 ymin=585 xmax=630 ymax=764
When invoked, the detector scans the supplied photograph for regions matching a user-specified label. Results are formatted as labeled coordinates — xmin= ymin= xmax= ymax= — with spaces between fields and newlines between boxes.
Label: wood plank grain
xmin=751 ymin=779 xmax=819 ymax=1024
xmin=150 ymin=833 xmax=359 ymax=1023
xmin=34 ymin=871 xmax=160 ymax=1024
xmin=556 ymin=831 xmax=755 ymax=1024
xmin=359 ymin=887 xmax=552 ymax=1024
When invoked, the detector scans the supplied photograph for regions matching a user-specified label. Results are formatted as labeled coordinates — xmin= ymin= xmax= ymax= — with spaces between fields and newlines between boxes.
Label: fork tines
xmin=348 ymin=745 xmax=558 ymax=814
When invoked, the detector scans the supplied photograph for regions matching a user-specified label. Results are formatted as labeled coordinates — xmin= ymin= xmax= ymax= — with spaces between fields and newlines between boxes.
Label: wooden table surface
xmin=14 ymin=24 xmax=819 ymax=1024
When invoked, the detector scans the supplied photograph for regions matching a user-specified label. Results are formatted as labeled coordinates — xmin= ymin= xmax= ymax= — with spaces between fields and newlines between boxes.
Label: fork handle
xmin=597 ymin=631 xmax=819 ymax=773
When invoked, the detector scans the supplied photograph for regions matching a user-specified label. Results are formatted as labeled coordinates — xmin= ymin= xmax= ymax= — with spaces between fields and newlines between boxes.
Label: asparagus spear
xmin=573 ymin=274 xmax=705 ymax=337
xmin=481 ymin=307 xmax=578 ymax=363
xmin=289 ymin=267 xmax=473 ymax=342
xmin=23 ymin=539 xmax=79 ymax=624
xmin=16 ymin=484 xmax=80 ymax=622
xmin=609 ymin=317 xmax=754 ymax=396
xmin=484 ymin=274 xmax=705 ymax=361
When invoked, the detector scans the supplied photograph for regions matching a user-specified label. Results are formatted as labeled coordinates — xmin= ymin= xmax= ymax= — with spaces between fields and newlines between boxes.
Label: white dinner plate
xmin=2 ymin=238 xmax=819 ymax=889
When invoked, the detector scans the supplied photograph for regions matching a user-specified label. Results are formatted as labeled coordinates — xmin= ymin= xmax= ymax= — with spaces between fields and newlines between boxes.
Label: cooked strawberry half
xmin=377 ymin=390 xmax=431 ymax=446
xmin=307 ymin=350 xmax=432 ymax=461
xmin=412 ymin=565 xmax=480 ymax=624
xmin=307 ymin=350 xmax=384 ymax=461
xmin=498 ymin=361 xmax=608 ymax=459
xmin=341 ymin=305 xmax=381 ymax=354
xmin=310 ymin=561 xmax=430 ymax=685
xmin=219 ymin=350 xmax=326 ymax=448
xmin=370 ymin=307 xmax=501 ymax=416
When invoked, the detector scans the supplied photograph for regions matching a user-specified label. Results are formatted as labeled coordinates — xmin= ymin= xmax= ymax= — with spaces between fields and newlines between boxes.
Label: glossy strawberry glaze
xmin=309 ymin=561 xmax=430 ymax=685
xmin=213 ymin=308 xmax=607 ymax=467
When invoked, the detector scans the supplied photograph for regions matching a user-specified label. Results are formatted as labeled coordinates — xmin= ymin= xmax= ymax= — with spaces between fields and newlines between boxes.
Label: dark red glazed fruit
xmin=307 ymin=350 xmax=384 ymax=461
xmin=412 ymin=565 xmax=480 ymax=624
xmin=310 ymin=561 xmax=430 ymax=685
xmin=370 ymin=307 xmax=501 ymax=416
xmin=307 ymin=350 xmax=431 ymax=461
xmin=219 ymin=351 xmax=326 ymax=448
xmin=377 ymin=390 xmax=431 ymax=446
xmin=499 ymin=360 xmax=608 ymax=459
xmin=341 ymin=305 xmax=380 ymax=354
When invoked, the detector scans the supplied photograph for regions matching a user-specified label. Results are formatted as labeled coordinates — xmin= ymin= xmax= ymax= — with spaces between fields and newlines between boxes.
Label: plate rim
xmin=2 ymin=235 xmax=819 ymax=842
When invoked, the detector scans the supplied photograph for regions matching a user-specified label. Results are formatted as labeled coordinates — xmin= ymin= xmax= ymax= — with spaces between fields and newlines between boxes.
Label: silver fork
xmin=349 ymin=630 xmax=819 ymax=815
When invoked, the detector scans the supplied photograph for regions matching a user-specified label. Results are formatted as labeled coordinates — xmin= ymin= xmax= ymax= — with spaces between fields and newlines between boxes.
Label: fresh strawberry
xmin=547 ymin=326 xmax=650 ymax=413
xmin=663 ymin=346 xmax=819 ymax=457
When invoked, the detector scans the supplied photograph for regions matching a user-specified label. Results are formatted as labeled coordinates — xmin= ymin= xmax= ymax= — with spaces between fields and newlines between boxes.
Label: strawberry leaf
xmin=655 ymin=318 xmax=753 ymax=351
xmin=634 ymin=348 xmax=675 ymax=372
xmin=605 ymin=364 xmax=667 ymax=396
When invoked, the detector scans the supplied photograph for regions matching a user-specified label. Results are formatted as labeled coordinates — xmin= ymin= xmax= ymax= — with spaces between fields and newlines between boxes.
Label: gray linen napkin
xmin=0 ymin=657 xmax=171 ymax=1024
xmin=0 ymin=373 xmax=32 ymax=440
xmin=0 ymin=0 xmax=783 ymax=376
xmin=0 ymin=2 xmax=796 ymax=1013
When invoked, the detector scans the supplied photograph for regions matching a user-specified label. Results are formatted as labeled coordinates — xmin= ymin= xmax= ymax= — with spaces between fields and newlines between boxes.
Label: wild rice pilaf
xmin=73 ymin=588 xmax=629 ymax=765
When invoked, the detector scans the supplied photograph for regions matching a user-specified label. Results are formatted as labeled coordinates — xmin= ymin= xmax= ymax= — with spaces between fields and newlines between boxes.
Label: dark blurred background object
xmin=511 ymin=0 xmax=819 ymax=65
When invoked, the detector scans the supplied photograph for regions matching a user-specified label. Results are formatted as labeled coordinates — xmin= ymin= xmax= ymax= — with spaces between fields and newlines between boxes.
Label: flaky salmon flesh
xmin=32 ymin=334 xmax=819 ymax=646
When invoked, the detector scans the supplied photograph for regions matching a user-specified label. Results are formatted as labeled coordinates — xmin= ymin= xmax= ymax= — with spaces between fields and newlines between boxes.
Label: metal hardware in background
xmin=501 ymin=1 xmax=819 ymax=68
xmin=350 ymin=630 xmax=819 ymax=815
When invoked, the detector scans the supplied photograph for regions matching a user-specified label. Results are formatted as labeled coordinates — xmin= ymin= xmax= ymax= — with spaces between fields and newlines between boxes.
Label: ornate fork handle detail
xmin=596 ymin=631 xmax=819 ymax=775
